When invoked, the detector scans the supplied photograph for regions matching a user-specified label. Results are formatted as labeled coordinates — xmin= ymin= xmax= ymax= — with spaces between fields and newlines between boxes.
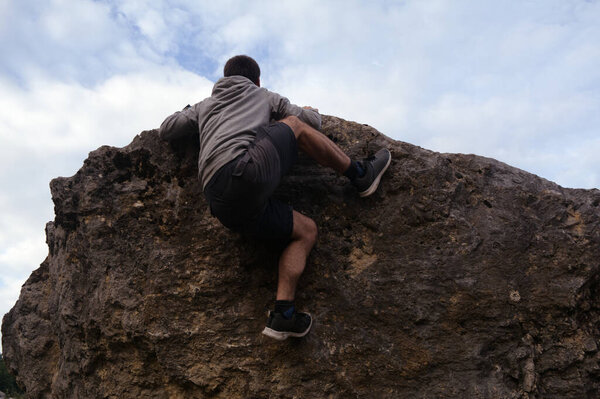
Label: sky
xmin=1 ymin=0 xmax=599 ymax=346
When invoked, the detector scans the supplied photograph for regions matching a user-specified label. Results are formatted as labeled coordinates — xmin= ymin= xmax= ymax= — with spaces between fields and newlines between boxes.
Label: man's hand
xmin=303 ymin=106 xmax=319 ymax=113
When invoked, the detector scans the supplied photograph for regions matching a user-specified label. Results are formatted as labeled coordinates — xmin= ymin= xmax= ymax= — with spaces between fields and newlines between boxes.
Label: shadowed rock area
xmin=2 ymin=115 xmax=600 ymax=398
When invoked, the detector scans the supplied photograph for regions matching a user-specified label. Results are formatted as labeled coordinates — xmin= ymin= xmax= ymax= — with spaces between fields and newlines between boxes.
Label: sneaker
xmin=261 ymin=310 xmax=313 ymax=340
xmin=352 ymin=148 xmax=392 ymax=197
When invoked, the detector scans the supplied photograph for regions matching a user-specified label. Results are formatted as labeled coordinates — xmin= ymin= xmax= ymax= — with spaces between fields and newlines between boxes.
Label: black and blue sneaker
xmin=262 ymin=310 xmax=313 ymax=340
xmin=352 ymin=148 xmax=392 ymax=197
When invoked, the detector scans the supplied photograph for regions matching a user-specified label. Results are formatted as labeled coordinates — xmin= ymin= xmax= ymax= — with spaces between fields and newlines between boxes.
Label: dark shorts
xmin=203 ymin=122 xmax=298 ymax=242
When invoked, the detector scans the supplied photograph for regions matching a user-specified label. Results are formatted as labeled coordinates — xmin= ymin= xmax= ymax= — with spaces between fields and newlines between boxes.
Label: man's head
xmin=224 ymin=55 xmax=261 ymax=86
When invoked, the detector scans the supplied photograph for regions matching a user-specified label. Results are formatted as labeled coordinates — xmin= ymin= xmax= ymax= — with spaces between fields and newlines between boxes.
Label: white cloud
xmin=0 ymin=276 xmax=27 ymax=330
xmin=0 ymin=231 xmax=47 ymax=277
xmin=0 ymin=0 xmax=168 ymax=85
xmin=0 ymin=227 xmax=47 ymax=330
xmin=552 ymin=138 xmax=600 ymax=189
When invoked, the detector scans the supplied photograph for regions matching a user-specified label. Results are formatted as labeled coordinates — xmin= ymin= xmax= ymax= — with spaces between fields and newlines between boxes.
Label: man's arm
xmin=159 ymin=104 xmax=199 ymax=141
xmin=269 ymin=93 xmax=322 ymax=130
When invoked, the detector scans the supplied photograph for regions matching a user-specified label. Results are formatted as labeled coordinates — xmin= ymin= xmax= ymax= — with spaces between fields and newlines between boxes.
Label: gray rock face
xmin=2 ymin=116 xmax=600 ymax=398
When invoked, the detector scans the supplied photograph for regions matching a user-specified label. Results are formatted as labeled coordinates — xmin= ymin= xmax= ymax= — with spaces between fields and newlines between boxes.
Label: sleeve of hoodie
xmin=268 ymin=91 xmax=322 ymax=130
xmin=158 ymin=104 xmax=199 ymax=141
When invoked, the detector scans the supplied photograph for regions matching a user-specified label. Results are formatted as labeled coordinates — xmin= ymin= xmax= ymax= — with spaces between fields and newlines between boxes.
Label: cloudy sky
xmin=1 ymin=0 xmax=599 ymax=344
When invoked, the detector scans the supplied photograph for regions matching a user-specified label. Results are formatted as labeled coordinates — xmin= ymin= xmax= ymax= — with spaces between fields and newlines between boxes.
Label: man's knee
xmin=279 ymin=115 xmax=305 ymax=139
xmin=292 ymin=212 xmax=318 ymax=245
xmin=300 ymin=216 xmax=318 ymax=246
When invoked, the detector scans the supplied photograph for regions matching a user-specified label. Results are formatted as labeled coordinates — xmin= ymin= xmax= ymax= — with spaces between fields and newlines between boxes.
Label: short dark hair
xmin=223 ymin=55 xmax=260 ymax=84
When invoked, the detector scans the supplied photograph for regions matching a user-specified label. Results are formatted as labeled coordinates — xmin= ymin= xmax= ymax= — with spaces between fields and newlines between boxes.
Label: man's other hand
xmin=303 ymin=106 xmax=319 ymax=113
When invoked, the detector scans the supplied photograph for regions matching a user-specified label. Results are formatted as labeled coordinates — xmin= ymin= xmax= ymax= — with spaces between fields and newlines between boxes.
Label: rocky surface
xmin=2 ymin=115 xmax=600 ymax=398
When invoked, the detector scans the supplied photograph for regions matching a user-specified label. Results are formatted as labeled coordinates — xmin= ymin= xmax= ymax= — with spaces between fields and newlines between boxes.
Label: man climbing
xmin=159 ymin=55 xmax=391 ymax=340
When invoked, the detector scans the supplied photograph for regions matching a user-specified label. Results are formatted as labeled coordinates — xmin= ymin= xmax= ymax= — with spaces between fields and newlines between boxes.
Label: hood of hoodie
xmin=211 ymin=75 xmax=258 ymax=100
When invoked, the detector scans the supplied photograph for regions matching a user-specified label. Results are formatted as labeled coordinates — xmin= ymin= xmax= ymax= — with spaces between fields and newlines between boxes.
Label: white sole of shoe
xmin=261 ymin=314 xmax=313 ymax=341
xmin=359 ymin=150 xmax=392 ymax=197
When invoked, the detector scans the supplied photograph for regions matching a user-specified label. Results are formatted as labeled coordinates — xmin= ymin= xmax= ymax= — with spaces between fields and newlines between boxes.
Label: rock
xmin=2 ymin=115 xmax=600 ymax=398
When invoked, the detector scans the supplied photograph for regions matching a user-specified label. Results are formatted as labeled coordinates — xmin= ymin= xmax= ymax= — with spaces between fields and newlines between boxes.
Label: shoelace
xmin=362 ymin=155 xmax=376 ymax=163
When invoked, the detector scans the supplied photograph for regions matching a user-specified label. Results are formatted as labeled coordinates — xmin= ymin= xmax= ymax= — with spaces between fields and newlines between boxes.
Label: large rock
xmin=2 ymin=116 xmax=600 ymax=398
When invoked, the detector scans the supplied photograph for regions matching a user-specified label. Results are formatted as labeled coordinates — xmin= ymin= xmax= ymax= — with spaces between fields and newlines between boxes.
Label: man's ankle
xmin=343 ymin=160 xmax=365 ymax=180
xmin=274 ymin=300 xmax=295 ymax=319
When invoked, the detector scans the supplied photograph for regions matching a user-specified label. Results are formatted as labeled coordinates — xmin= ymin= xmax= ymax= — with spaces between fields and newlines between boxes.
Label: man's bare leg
xmin=276 ymin=210 xmax=317 ymax=300
xmin=273 ymin=115 xmax=348 ymax=303
xmin=279 ymin=115 xmax=351 ymax=174
xmin=280 ymin=115 xmax=392 ymax=198
xmin=273 ymin=115 xmax=341 ymax=302
xmin=262 ymin=210 xmax=316 ymax=340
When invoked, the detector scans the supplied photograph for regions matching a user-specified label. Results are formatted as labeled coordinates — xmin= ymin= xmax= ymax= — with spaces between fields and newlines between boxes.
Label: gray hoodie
xmin=159 ymin=75 xmax=322 ymax=189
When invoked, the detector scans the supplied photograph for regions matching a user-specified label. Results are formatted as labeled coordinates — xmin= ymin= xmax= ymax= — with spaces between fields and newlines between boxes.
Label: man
xmin=159 ymin=55 xmax=391 ymax=340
